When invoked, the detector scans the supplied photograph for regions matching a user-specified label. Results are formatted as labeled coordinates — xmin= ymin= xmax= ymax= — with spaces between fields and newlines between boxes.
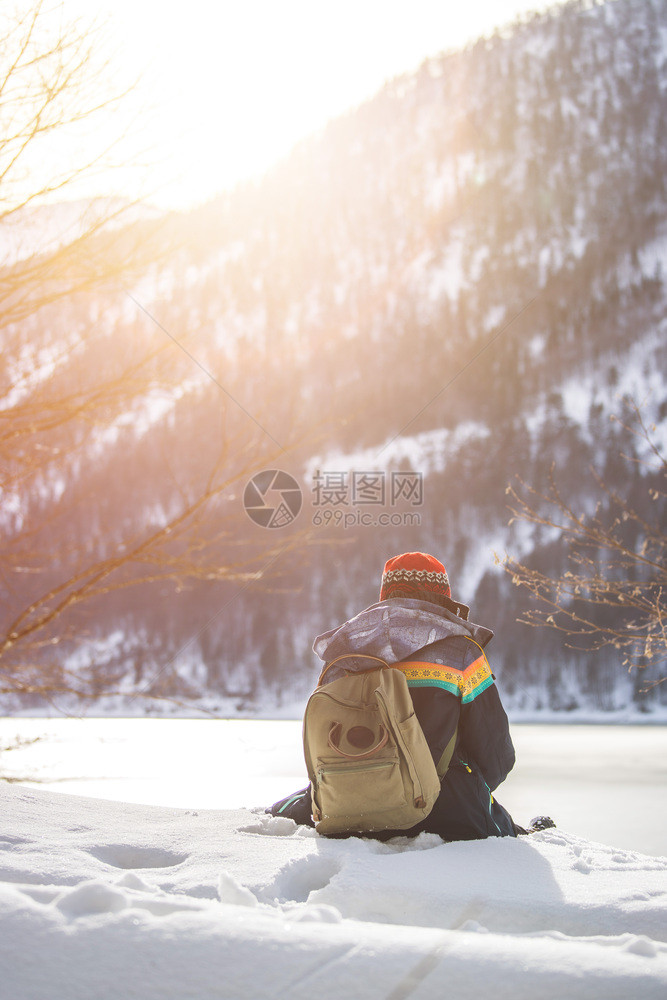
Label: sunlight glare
xmin=15 ymin=0 xmax=557 ymax=209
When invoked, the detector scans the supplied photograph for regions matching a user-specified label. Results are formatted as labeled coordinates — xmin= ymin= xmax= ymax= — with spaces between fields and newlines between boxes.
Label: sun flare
xmin=15 ymin=0 xmax=555 ymax=209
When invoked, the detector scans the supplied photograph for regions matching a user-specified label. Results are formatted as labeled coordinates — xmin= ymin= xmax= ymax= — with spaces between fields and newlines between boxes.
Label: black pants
xmin=268 ymin=764 xmax=520 ymax=841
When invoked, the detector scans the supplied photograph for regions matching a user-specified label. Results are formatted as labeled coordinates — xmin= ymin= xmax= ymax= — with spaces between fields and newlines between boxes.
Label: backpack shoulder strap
xmin=463 ymin=635 xmax=492 ymax=669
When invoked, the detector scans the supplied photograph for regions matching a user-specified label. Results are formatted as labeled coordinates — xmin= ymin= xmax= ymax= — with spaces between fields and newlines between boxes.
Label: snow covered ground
xmin=3 ymin=719 xmax=667 ymax=855
xmin=1 ymin=720 xmax=667 ymax=998
xmin=1 ymin=783 xmax=666 ymax=999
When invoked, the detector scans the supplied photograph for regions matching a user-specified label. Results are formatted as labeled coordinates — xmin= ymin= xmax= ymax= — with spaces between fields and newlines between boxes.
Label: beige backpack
xmin=303 ymin=654 xmax=442 ymax=836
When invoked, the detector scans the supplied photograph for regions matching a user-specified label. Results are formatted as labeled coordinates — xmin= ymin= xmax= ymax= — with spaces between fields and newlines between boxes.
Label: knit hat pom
xmin=379 ymin=552 xmax=451 ymax=604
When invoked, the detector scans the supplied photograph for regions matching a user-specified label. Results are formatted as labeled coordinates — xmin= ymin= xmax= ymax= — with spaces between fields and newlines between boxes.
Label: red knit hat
xmin=379 ymin=552 xmax=451 ymax=604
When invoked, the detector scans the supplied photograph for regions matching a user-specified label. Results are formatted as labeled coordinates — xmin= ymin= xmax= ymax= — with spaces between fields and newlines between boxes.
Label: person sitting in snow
xmin=269 ymin=551 xmax=553 ymax=840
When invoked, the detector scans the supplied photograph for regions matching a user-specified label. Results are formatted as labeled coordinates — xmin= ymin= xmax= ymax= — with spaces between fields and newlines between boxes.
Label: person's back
xmin=269 ymin=552 xmax=549 ymax=840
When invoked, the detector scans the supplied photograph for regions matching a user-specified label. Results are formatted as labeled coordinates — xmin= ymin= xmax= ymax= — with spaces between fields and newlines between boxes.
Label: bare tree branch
xmin=0 ymin=3 xmax=314 ymax=713
xmin=503 ymin=399 xmax=666 ymax=678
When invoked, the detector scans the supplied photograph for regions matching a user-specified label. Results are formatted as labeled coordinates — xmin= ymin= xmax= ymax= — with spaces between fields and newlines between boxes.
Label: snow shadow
xmin=259 ymin=851 xmax=344 ymax=904
xmin=280 ymin=833 xmax=569 ymax=934
xmin=86 ymin=845 xmax=188 ymax=870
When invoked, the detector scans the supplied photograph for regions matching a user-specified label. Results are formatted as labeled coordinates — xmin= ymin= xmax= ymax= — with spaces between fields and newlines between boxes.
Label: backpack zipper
xmin=318 ymin=761 xmax=394 ymax=779
xmin=375 ymin=688 xmax=424 ymax=802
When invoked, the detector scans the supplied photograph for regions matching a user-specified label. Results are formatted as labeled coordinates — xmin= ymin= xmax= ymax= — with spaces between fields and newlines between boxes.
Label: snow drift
xmin=1 ymin=784 xmax=665 ymax=999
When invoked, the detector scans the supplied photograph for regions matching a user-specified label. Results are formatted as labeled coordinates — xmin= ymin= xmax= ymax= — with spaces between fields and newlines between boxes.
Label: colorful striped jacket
xmin=313 ymin=597 xmax=518 ymax=839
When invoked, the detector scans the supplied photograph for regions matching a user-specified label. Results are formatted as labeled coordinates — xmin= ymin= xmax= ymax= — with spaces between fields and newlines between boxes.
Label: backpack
xmin=303 ymin=654 xmax=442 ymax=836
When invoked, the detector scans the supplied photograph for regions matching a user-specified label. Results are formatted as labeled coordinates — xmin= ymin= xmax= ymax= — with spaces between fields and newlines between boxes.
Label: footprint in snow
xmin=259 ymin=853 xmax=342 ymax=904
xmin=87 ymin=844 xmax=188 ymax=870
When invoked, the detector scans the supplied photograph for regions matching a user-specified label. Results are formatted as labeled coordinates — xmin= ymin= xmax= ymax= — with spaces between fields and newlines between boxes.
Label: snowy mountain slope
xmin=3 ymin=0 xmax=667 ymax=715
xmin=1 ymin=785 xmax=666 ymax=1000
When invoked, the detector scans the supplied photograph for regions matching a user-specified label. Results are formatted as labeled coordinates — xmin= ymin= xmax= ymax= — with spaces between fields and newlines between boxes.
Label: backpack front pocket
xmin=315 ymin=755 xmax=406 ymax=821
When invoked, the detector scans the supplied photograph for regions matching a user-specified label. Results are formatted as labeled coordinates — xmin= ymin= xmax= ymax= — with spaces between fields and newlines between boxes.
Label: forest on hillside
xmin=2 ymin=0 xmax=666 ymax=714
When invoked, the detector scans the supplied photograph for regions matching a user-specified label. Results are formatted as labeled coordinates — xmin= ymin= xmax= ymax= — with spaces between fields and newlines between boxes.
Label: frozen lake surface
xmin=3 ymin=719 xmax=666 ymax=857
